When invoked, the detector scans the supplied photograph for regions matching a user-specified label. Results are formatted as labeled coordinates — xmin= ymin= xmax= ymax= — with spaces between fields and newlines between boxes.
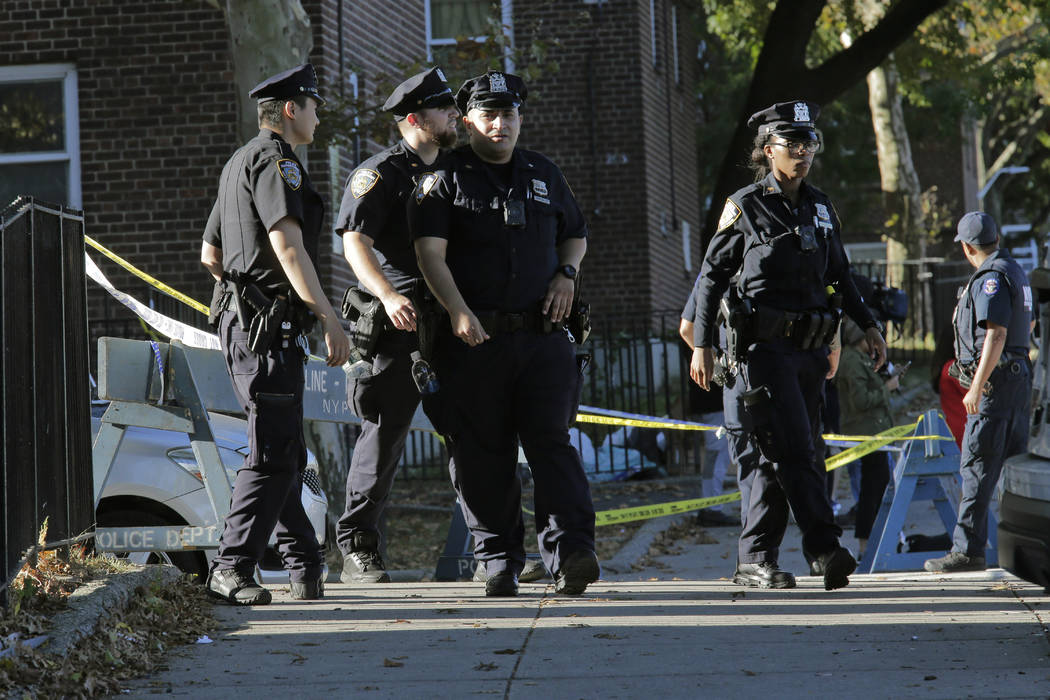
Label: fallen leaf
xmin=493 ymin=648 xmax=519 ymax=655
xmin=743 ymin=669 xmax=757 ymax=676
xmin=474 ymin=661 xmax=498 ymax=671
xmin=594 ymin=633 xmax=625 ymax=640
xmin=383 ymin=658 xmax=404 ymax=668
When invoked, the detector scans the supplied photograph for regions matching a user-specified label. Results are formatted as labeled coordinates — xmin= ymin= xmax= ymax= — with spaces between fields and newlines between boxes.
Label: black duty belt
xmin=749 ymin=303 xmax=840 ymax=351
xmin=474 ymin=310 xmax=559 ymax=335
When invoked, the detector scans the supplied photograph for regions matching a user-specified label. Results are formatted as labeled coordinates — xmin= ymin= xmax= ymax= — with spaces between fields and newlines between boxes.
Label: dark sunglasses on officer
xmin=769 ymin=135 xmax=822 ymax=155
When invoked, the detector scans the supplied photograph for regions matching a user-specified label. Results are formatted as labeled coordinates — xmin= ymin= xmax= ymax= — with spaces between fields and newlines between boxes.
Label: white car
xmin=92 ymin=401 xmax=328 ymax=583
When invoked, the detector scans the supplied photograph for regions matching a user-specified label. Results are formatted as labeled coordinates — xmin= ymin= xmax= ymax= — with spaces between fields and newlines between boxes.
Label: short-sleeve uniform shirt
xmin=203 ymin=130 xmax=323 ymax=296
xmin=408 ymin=145 xmax=587 ymax=312
xmin=953 ymin=249 xmax=1033 ymax=364
xmin=334 ymin=140 xmax=433 ymax=294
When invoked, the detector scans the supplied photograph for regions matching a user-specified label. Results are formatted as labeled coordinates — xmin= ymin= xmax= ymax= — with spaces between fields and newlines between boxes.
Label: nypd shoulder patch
xmin=277 ymin=159 xmax=302 ymax=190
xmin=414 ymin=172 xmax=439 ymax=203
xmin=717 ymin=199 xmax=741 ymax=232
xmin=350 ymin=169 xmax=380 ymax=199
xmin=983 ymin=277 xmax=999 ymax=296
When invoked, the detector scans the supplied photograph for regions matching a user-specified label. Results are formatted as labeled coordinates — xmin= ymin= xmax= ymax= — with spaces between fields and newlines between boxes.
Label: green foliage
xmin=313 ymin=4 xmax=560 ymax=154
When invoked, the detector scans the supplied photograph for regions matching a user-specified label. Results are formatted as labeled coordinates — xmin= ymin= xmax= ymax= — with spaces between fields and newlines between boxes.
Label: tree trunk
xmin=224 ymin=0 xmax=313 ymax=144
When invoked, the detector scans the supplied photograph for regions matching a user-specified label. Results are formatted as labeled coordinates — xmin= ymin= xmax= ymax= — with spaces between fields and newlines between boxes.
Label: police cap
xmin=249 ymin=63 xmax=325 ymax=106
xmin=456 ymin=71 xmax=527 ymax=115
xmin=384 ymin=67 xmax=456 ymax=119
xmin=748 ymin=100 xmax=820 ymax=140
xmin=954 ymin=211 xmax=999 ymax=245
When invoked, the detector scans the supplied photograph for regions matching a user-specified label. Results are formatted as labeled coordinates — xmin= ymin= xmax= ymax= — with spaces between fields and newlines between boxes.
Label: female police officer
xmin=690 ymin=100 xmax=887 ymax=591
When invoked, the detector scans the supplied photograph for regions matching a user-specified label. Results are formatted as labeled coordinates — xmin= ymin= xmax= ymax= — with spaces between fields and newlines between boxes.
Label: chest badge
xmin=350 ymin=169 xmax=380 ymax=199
xmin=815 ymin=203 xmax=830 ymax=221
xmin=717 ymin=199 xmax=741 ymax=232
xmin=277 ymin=159 xmax=302 ymax=190
xmin=532 ymin=178 xmax=550 ymax=204
xmin=414 ymin=172 xmax=439 ymax=203
xmin=983 ymin=277 xmax=999 ymax=296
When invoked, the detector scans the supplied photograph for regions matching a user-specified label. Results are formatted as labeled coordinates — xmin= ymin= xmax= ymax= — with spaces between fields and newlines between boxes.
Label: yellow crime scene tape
xmin=84 ymin=236 xmax=952 ymax=526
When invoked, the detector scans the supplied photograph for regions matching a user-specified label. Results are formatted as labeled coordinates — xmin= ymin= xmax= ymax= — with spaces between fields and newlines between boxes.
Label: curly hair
xmin=748 ymin=132 xmax=770 ymax=181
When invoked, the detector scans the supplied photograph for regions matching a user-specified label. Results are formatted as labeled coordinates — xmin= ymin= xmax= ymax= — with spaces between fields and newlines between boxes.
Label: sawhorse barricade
xmin=92 ymin=336 xmax=358 ymax=558
xmin=858 ymin=409 xmax=997 ymax=573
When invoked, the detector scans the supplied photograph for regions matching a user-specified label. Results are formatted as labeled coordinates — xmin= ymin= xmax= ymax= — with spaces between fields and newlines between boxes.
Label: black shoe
xmin=555 ymin=550 xmax=600 ymax=596
xmin=207 ymin=569 xmax=272 ymax=606
xmin=814 ymin=546 xmax=857 ymax=590
xmin=696 ymin=509 xmax=737 ymax=527
xmin=290 ymin=577 xmax=325 ymax=600
xmin=474 ymin=559 xmax=549 ymax=583
xmin=733 ymin=561 xmax=796 ymax=589
xmin=485 ymin=572 xmax=519 ymax=597
xmin=340 ymin=532 xmax=391 ymax=584
xmin=924 ymin=551 xmax=986 ymax=573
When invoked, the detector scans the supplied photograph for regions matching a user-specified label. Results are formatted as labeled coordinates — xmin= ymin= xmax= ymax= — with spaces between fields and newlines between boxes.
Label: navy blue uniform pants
xmin=953 ymin=361 xmax=1031 ymax=556
xmin=428 ymin=329 xmax=595 ymax=578
xmin=211 ymin=310 xmax=322 ymax=582
xmin=731 ymin=339 xmax=842 ymax=562
xmin=336 ymin=331 xmax=420 ymax=553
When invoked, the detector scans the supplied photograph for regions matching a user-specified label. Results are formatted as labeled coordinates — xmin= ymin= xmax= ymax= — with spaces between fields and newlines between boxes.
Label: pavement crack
xmin=1009 ymin=582 xmax=1050 ymax=649
xmin=503 ymin=596 xmax=552 ymax=699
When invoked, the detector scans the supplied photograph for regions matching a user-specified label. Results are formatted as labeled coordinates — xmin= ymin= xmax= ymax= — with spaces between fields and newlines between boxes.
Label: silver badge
xmin=489 ymin=72 xmax=507 ymax=93
xmin=794 ymin=102 xmax=810 ymax=123
xmin=815 ymin=203 xmax=829 ymax=221
xmin=532 ymin=179 xmax=548 ymax=197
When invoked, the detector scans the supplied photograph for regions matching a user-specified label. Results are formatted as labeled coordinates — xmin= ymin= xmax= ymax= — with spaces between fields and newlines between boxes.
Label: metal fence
xmin=1 ymin=197 xmax=93 ymax=597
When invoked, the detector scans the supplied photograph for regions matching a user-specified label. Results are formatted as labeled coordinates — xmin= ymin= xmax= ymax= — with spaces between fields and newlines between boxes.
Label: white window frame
xmin=681 ymin=219 xmax=692 ymax=272
xmin=0 ymin=63 xmax=80 ymax=208
xmin=425 ymin=0 xmax=515 ymax=71
xmin=671 ymin=4 xmax=680 ymax=83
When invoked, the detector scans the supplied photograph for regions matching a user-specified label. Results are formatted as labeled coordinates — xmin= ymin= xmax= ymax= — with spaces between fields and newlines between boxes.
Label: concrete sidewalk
xmin=126 ymin=502 xmax=1050 ymax=699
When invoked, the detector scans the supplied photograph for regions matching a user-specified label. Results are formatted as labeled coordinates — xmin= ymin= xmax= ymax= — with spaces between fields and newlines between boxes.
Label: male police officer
xmin=200 ymin=64 xmax=351 ymax=605
xmin=691 ymin=100 xmax=886 ymax=591
xmin=925 ymin=211 xmax=1033 ymax=573
xmin=333 ymin=67 xmax=458 ymax=584
xmin=409 ymin=71 xmax=599 ymax=597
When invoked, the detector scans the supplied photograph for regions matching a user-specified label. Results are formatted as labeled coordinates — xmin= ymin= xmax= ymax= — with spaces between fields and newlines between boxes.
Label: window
xmin=426 ymin=0 xmax=514 ymax=69
xmin=671 ymin=4 xmax=680 ymax=83
xmin=681 ymin=219 xmax=692 ymax=271
xmin=0 ymin=64 xmax=80 ymax=209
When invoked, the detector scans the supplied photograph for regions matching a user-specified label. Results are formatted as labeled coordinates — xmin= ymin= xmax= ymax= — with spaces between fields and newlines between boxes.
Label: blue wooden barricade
xmin=858 ymin=409 xmax=997 ymax=573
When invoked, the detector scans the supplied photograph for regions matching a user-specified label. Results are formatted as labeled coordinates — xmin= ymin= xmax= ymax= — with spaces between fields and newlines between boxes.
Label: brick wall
xmin=1 ymin=0 xmax=236 ymax=329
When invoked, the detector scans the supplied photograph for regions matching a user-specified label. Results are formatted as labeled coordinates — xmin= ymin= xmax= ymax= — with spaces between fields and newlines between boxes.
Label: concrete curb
xmin=43 ymin=565 xmax=182 ymax=658
xmin=601 ymin=513 xmax=689 ymax=574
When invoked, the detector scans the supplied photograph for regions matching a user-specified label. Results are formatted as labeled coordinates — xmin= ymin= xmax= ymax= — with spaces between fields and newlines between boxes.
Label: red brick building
xmin=2 ymin=0 xmax=700 ymax=330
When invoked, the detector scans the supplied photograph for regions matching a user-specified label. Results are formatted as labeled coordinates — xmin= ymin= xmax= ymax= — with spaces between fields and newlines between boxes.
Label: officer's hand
xmin=323 ymin=318 xmax=351 ymax=367
xmin=962 ymin=383 xmax=986 ymax=415
xmin=452 ymin=309 xmax=490 ymax=347
xmin=690 ymin=346 xmax=715 ymax=391
xmin=864 ymin=327 xmax=888 ymax=371
xmin=543 ymin=275 xmax=575 ymax=323
xmin=382 ymin=292 xmax=417 ymax=332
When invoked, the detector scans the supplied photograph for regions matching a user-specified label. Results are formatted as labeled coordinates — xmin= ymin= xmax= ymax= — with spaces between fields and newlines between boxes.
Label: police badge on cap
xmin=455 ymin=71 xmax=528 ymax=115
xmin=748 ymin=100 xmax=821 ymax=139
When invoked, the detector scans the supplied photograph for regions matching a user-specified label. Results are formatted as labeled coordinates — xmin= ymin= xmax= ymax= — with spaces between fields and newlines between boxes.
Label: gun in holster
xmin=341 ymin=285 xmax=387 ymax=363
xmin=412 ymin=283 xmax=446 ymax=362
xmin=948 ymin=360 xmax=975 ymax=390
xmin=719 ymin=287 xmax=753 ymax=365
xmin=223 ymin=271 xmax=294 ymax=355
xmin=566 ymin=272 xmax=592 ymax=345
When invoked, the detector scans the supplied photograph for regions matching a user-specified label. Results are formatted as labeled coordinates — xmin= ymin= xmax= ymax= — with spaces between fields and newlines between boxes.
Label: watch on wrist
xmin=558 ymin=264 xmax=577 ymax=280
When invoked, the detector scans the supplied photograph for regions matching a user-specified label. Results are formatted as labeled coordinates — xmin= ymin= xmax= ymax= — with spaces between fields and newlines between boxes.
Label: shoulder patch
xmin=277 ymin=159 xmax=302 ymax=190
xmin=414 ymin=172 xmax=440 ymax=203
xmin=350 ymin=169 xmax=380 ymax=199
xmin=983 ymin=277 xmax=999 ymax=296
xmin=717 ymin=199 xmax=741 ymax=232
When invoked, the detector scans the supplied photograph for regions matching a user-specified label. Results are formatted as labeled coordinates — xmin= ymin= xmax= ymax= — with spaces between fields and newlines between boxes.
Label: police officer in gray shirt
xmin=201 ymin=64 xmax=350 ymax=605
xmin=925 ymin=211 xmax=1033 ymax=573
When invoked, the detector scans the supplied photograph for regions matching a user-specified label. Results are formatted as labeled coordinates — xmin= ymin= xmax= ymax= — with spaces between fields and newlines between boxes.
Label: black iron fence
xmin=1 ymin=197 xmax=93 ymax=596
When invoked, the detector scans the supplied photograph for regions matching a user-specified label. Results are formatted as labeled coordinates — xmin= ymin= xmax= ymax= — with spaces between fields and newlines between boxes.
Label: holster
xmin=413 ymin=284 xmax=445 ymax=362
xmin=720 ymin=290 xmax=754 ymax=363
xmin=948 ymin=360 xmax=975 ymax=389
xmin=208 ymin=280 xmax=228 ymax=329
xmin=340 ymin=286 xmax=386 ymax=362
xmin=247 ymin=295 xmax=289 ymax=355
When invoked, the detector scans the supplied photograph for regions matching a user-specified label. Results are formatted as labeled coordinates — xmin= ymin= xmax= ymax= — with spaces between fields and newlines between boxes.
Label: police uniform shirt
xmin=335 ymin=140 xmax=435 ymax=293
xmin=954 ymin=249 xmax=1033 ymax=364
xmin=693 ymin=172 xmax=874 ymax=347
xmin=204 ymin=130 xmax=323 ymax=295
xmin=408 ymin=144 xmax=587 ymax=312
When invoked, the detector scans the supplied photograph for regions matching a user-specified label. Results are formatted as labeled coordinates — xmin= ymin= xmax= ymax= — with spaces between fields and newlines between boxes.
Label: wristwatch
xmin=558 ymin=264 xmax=577 ymax=280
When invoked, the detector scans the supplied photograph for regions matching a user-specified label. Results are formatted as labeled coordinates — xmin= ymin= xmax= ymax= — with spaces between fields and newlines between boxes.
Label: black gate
xmin=1 ymin=197 xmax=92 ymax=595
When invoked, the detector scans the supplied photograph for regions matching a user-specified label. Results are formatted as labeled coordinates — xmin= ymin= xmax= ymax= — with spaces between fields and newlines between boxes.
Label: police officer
xmin=408 ymin=71 xmax=599 ymax=597
xmin=200 ymin=64 xmax=351 ymax=605
xmin=691 ymin=100 xmax=887 ymax=591
xmin=332 ymin=67 xmax=458 ymax=584
xmin=925 ymin=211 xmax=1033 ymax=573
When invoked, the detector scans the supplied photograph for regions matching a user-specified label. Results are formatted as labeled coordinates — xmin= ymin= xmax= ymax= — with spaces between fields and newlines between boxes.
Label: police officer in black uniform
xmin=200 ymin=64 xmax=351 ymax=605
xmin=332 ymin=67 xmax=459 ymax=584
xmin=925 ymin=211 xmax=1033 ymax=573
xmin=691 ymin=100 xmax=887 ymax=591
xmin=409 ymin=71 xmax=599 ymax=597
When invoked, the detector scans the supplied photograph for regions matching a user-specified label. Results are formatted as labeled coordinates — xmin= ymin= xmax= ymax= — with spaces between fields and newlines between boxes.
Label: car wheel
xmin=96 ymin=509 xmax=209 ymax=582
